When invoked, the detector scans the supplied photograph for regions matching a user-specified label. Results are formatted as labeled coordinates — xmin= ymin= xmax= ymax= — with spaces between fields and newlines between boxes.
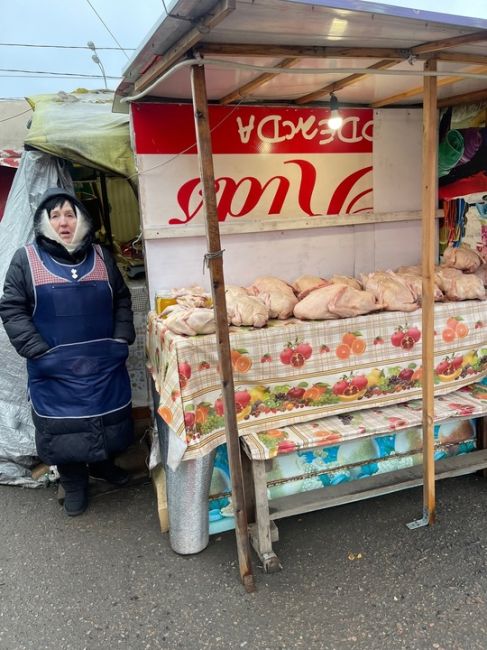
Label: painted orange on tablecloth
xmin=351 ymin=337 xmax=367 ymax=355
xmin=336 ymin=343 xmax=351 ymax=359
xmin=234 ymin=355 xmax=252 ymax=373
xmin=442 ymin=328 xmax=456 ymax=343
xmin=341 ymin=332 xmax=356 ymax=348
xmin=158 ymin=406 xmax=173 ymax=425
xmin=456 ymin=322 xmax=469 ymax=338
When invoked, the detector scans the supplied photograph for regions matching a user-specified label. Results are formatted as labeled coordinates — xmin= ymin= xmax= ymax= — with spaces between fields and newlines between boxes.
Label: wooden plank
xmin=437 ymin=52 xmax=487 ymax=66
xmin=268 ymin=449 xmax=487 ymax=521
xmin=151 ymin=464 xmax=169 ymax=533
xmin=142 ymin=210 xmax=442 ymax=240
xmin=133 ymin=0 xmax=235 ymax=94
xmin=411 ymin=30 xmax=487 ymax=56
xmin=197 ymin=43 xmax=408 ymax=59
xmin=370 ymin=64 xmax=487 ymax=108
xmin=421 ymin=58 xmax=438 ymax=526
xmin=219 ymin=57 xmax=300 ymax=105
xmin=295 ymin=59 xmax=399 ymax=105
xmin=190 ymin=63 xmax=255 ymax=593
xmin=438 ymin=88 xmax=487 ymax=108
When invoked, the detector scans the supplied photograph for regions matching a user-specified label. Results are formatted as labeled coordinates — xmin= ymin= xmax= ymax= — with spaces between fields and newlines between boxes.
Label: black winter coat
xmin=0 ymin=188 xmax=136 ymax=464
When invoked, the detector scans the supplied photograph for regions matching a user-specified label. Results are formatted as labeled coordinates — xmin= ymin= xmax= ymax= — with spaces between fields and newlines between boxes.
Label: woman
xmin=0 ymin=188 xmax=135 ymax=516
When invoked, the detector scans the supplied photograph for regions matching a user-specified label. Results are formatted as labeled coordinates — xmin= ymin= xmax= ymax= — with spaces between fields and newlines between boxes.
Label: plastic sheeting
xmin=25 ymin=91 xmax=137 ymax=180
xmin=0 ymin=150 xmax=73 ymax=486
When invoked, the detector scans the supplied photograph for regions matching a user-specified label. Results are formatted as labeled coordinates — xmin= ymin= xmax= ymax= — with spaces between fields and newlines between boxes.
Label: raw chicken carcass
xmin=475 ymin=264 xmax=487 ymax=287
xmin=248 ymin=276 xmax=298 ymax=319
xmin=395 ymin=271 xmax=444 ymax=302
xmin=329 ymin=275 xmax=362 ymax=290
xmin=435 ymin=267 xmax=486 ymax=301
xmin=162 ymin=305 xmax=216 ymax=336
xmin=442 ymin=244 xmax=484 ymax=273
xmin=362 ymin=271 xmax=419 ymax=312
xmin=292 ymin=275 xmax=328 ymax=299
xmin=294 ymin=284 xmax=380 ymax=320
xmin=225 ymin=286 xmax=269 ymax=328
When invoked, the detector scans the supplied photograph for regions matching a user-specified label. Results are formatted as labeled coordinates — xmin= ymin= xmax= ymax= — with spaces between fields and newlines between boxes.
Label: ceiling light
xmin=328 ymin=92 xmax=343 ymax=131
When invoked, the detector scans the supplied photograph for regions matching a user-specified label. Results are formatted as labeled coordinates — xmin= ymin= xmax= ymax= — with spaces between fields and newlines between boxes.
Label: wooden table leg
xmin=248 ymin=459 xmax=282 ymax=573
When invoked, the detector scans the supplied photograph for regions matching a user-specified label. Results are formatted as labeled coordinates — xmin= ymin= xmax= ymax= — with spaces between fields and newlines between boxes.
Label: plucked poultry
xmin=328 ymin=274 xmax=362 ymax=290
xmin=162 ymin=305 xmax=216 ymax=336
xmin=442 ymin=243 xmax=484 ymax=273
xmin=247 ymin=276 xmax=298 ymax=319
xmin=225 ymin=286 xmax=269 ymax=327
xmin=362 ymin=271 xmax=419 ymax=312
xmin=292 ymin=275 xmax=328 ymax=299
xmin=394 ymin=269 xmax=444 ymax=302
xmin=294 ymin=283 xmax=380 ymax=320
xmin=435 ymin=267 xmax=486 ymax=300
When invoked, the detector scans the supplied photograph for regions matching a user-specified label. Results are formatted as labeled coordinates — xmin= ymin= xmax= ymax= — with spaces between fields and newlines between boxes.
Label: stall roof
xmin=114 ymin=0 xmax=487 ymax=111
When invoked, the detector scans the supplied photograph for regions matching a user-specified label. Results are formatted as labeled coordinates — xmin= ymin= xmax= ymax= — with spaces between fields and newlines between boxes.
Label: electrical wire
xmin=85 ymin=0 xmax=130 ymax=60
xmin=0 ymin=108 xmax=32 ymax=123
xmin=0 ymin=68 xmax=119 ymax=79
xmin=127 ymin=98 xmax=245 ymax=181
xmin=0 ymin=43 xmax=135 ymax=51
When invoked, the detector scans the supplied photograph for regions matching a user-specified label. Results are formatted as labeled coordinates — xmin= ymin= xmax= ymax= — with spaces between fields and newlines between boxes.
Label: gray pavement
xmin=2 ymin=475 xmax=487 ymax=650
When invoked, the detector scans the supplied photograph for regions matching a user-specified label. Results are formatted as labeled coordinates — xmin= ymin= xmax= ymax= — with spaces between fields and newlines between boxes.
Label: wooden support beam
xmin=197 ymin=43 xmax=408 ymax=59
xmin=421 ymin=58 xmax=438 ymax=527
xmin=436 ymin=52 xmax=487 ymax=66
xmin=295 ymin=59 xmax=399 ymax=105
xmin=190 ymin=63 xmax=255 ymax=594
xmin=219 ymin=57 xmax=299 ymax=105
xmin=438 ymin=87 xmax=487 ymax=107
xmin=370 ymin=64 xmax=487 ymax=108
xmin=134 ymin=0 xmax=235 ymax=94
xmin=411 ymin=30 xmax=487 ymax=55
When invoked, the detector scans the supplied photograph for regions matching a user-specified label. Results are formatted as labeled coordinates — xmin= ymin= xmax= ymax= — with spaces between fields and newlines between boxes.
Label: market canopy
xmin=25 ymin=90 xmax=136 ymax=179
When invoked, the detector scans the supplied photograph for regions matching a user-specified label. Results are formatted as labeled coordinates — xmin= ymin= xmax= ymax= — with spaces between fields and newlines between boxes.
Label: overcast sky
xmin=1 ymin=0 xmax=165 ymax=99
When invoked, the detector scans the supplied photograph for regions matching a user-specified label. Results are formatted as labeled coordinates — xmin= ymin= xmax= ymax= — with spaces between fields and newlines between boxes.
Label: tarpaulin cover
xmin=25 ymin=91 xmax=136 ymax=179
xmin=0 ymin=150 xmax=73 ymax=486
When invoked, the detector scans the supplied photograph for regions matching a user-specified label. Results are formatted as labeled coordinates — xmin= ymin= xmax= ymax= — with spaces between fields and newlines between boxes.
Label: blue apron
xmin=25 ymin=244 xmax=131 ymax=419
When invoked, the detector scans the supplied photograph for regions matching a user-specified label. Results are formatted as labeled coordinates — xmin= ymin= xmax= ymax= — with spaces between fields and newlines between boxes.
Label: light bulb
xmin=328 ymin=110 xmax=343 ymax=130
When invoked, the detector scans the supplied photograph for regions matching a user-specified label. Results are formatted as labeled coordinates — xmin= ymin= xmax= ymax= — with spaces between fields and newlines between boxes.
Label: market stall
xmin=114 ymin=0 xmax=487 ymax=587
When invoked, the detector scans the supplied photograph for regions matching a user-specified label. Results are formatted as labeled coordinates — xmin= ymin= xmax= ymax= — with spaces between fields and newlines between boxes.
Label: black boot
xmin=58 ymin=463 xmax=89 ymax=516
xmin=89 ymin=459 xmax=130 ymax=486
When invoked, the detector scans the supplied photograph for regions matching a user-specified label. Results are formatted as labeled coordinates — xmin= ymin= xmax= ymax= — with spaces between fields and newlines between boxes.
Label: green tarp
xmin=24 ymin=90 xmax=136 ymax=179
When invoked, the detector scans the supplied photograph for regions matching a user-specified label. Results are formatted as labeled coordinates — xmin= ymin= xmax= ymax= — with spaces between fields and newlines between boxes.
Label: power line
xmin=0 ymin=68 xmax=120 ymax=79
xmin=0 ymin=43 xmax=135 ymax=51
xmin=0 ymin=108 xmax=32 ymax=123
xmin=85 ymin=0 xmax=130 ymax=60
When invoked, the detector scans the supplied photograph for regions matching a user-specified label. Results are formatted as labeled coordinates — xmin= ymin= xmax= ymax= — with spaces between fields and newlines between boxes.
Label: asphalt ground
xmin=2 ymin=474 xmax=487 ymax=650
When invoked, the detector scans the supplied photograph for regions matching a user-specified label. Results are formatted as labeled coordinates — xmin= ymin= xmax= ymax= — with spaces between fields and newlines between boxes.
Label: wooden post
xmin=421 ymin=58 xmax=438 ymax=525
xmin=407 ymin=58 xmax=438 ymax=530
xmin=190 ymin=63 xmax=255 ymax=593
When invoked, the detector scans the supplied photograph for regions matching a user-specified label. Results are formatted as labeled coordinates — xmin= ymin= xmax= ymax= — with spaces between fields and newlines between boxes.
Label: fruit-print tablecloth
xmin=146 ymin=299 xmax=487 ymax=459
xmin=241 ymin=382 xmax=487 ymax=460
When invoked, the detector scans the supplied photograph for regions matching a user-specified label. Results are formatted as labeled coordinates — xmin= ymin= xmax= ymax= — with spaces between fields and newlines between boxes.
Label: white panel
xmin=373 ymin=108 xmax=422 ymax=212
xmin=144 ymin=108 xmax=426 ymax=297
xmin=145 ymin=226 xmax=356 ymax=305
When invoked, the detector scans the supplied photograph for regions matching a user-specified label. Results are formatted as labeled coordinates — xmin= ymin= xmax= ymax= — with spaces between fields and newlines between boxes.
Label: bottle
xmin=155 ymin=290 xmax=177 ymax=316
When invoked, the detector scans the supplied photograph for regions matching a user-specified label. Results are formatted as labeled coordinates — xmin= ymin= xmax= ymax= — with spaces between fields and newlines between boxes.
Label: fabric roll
xmin=458 ymin=128 xmax=482 ymax=165
xmin=438 ymin=129 xmax=464 ymax=177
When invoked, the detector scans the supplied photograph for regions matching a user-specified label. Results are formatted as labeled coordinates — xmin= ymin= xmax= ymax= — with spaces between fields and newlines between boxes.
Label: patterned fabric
xmin=25 ymin=243 xmax=108 ymax=285
xmin=147 ymin=299 xmax=487 ymax=459
xmin=241 ymin=382 xmax=487 ymax=460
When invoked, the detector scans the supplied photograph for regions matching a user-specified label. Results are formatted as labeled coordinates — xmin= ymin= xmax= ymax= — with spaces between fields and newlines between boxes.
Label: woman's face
xmin=49 ymin=201 xmax=77 ymax=243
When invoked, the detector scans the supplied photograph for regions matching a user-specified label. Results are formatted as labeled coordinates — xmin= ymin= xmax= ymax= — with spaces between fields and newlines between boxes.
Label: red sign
xmin=132 ymin=104 xmax=373 ymax=155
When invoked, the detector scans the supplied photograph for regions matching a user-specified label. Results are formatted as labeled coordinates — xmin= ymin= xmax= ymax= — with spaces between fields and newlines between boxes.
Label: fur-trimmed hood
xmin=34 ymin=188 xmax=95 ymax=262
